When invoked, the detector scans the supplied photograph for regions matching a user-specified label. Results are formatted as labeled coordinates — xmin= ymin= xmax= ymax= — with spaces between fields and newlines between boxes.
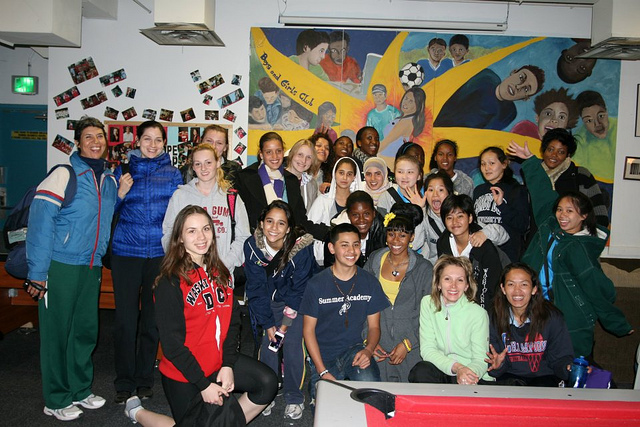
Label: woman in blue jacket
xmin=111 ymin=121 xmax=182 ymax=404
xmin=244 ymin=201 xmax=315 ymax=420
xmin=26 ymin=117 xmax=117 ymax=421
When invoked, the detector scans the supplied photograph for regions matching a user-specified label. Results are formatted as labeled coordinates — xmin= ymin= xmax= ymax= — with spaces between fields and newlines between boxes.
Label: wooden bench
xmin=0 ymin=261 xmax=115 ymax=334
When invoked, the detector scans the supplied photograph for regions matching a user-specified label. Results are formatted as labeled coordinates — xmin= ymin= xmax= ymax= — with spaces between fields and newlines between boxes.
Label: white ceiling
xmin=414 ymin=0 xmax=598 ymax=4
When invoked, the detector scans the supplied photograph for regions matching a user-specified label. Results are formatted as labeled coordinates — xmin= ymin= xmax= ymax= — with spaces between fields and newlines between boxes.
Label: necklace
xmin=332 ymin=267 xmax=358 ymax=328
xmin=387 ymin=255 xmax=409 ymax=277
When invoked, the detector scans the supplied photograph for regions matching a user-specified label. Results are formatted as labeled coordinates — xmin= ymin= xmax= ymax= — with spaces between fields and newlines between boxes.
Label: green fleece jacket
xmin=521 ymin=157 xmax=631 ymax=357
xmin=419 ymin=294 xmax=492 ymax=381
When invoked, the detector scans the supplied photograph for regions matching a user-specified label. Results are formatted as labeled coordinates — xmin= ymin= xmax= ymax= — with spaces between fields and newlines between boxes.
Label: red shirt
xmin=320 ymin=56 xmax=362 ymax=83
xmin=157 ymin=267 xmax=234 ymax=383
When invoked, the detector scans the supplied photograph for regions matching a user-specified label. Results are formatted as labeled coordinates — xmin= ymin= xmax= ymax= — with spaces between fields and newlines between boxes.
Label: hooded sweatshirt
xmin=244 ymin=229 xmax=315 ymax=329
xmin=162 ymin=179 xmax=250 ymax=274
xmin=521 ymin=156 xmax=631 ymax=357
xmin=308 ymin=157 xmax=362 ymax=227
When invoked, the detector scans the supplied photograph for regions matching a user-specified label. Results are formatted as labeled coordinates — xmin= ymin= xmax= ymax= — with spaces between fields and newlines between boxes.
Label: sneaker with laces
xmin=124 ymin=396 xmax=142 ymax=424
xmin=261 ymin=401 xmax=275 ymax=416
xmin=44 ymin=404 xmax=83 ymax=421
xmin=73 ymin=393 xmax=106 ymax=409
xmin=284 ymin=403 xmax=304 ymax=420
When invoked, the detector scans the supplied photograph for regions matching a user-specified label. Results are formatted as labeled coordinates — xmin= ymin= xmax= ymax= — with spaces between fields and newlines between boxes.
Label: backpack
xmin=4 ymin=165 xmax=77 ymax=279
xmin=227 ymin=188 xmax=238 ymax=243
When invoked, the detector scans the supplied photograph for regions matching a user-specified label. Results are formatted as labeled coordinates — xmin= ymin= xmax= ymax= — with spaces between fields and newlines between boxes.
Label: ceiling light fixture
xmin=278 ymin=15 xmax=507 ymax=32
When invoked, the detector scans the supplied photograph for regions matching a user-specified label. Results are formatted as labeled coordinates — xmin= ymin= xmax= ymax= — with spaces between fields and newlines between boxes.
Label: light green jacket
xmin=419 ymin=294 xmax=493 ymax=381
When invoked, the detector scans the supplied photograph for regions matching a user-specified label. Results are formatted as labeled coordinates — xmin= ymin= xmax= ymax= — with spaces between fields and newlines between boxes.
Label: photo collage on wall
xmin=54 ymin=54 xmax=246 ymax=166
xmin=105 ymin=123 xmax=234 ymax=172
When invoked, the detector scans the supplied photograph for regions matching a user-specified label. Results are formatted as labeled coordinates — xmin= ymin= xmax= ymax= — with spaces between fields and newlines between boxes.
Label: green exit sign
xmin=12 ymin=76 xmax=38 ymax=95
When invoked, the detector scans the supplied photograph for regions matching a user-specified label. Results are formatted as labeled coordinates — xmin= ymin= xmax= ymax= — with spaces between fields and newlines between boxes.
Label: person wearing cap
xmin=366 ymin=84 xmax=401 ymax=139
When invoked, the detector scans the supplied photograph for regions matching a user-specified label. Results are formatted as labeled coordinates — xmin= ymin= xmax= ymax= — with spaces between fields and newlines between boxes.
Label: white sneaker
xmin=284 ymin=403 xmax=304 ymax=420
xmin=124 ymin=396 xmax=142 ymax=424
xmin=73 ymin=393 xmax=106 ymax=409
xmin=44 ymin=404 xmax=83 ymax=421
xmin=262 ymin=401 xmax=275 ymax=416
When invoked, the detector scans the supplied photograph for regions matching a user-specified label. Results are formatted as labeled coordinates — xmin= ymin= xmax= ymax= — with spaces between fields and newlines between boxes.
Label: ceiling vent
xmin=578 ymin=0 xmax=640 ymax=60
xmin=0 ymin=0 xmax=82 ymax=48
xmin=140 ymin=0 xmax=224 ymax=46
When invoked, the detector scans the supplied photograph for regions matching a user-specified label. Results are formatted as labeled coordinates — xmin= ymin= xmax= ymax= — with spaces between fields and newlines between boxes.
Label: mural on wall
xmin=248 ymin=27 xmax=619 ymax=209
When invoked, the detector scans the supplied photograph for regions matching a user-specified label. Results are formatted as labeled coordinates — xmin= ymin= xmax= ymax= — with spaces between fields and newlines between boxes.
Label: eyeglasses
xmin=330 ymin=48 xmax=348 ymax=55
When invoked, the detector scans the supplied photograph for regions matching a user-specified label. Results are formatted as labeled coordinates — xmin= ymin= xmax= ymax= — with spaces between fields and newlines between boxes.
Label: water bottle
xmin=568 ymin=356 xmax=589 ymax=388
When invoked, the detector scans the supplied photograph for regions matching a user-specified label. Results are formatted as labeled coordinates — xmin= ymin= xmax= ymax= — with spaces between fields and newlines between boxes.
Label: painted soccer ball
xmin=399 ymin=62 xmax=425 ymax=88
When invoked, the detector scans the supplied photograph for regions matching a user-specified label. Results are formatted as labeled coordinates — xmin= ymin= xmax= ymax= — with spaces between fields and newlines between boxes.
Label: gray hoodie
xmin=162 ymin=179 xmax=250 ymax=274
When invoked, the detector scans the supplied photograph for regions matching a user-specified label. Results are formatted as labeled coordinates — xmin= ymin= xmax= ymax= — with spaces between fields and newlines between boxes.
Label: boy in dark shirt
xmin=300 ymin=223 xmax=389 ymax=403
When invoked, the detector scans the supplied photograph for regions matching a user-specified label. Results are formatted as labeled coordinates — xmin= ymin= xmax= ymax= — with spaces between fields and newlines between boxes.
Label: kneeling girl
xmin=154 ymin=205 xmax=277 ymax=424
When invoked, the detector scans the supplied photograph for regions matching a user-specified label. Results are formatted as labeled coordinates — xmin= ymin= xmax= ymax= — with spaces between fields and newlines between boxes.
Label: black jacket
xmin=554 ymin=161 xmax=609 ymax=228
xmin=235 ymin=162 xmax=328 ymax=240
xmin=437 ymin=223 xmax=502 ymax=312
xmin=323 ymin=210 xmax=386 ymax=268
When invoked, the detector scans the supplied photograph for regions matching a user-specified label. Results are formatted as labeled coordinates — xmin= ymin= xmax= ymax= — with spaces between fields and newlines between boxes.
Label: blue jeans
xmin=259 ymin=300 xmax=305 ymax=405
xmin=309 ymin=343 xmax=381 ymax=401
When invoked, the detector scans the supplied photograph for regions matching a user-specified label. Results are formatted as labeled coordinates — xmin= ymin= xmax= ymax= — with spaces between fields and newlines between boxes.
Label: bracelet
xmin=319 ymin=369 xmax=329 ymax=378
xmin=403 ymin=338 xmax=412 ymax=352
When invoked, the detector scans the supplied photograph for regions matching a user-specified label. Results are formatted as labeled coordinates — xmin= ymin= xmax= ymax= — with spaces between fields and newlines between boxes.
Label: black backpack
xmin=4 ymin=165 xmax=77 ymax=279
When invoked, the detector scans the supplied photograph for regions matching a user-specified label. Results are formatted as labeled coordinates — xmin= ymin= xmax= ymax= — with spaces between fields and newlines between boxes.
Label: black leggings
xmin=162 ymin=354 xmax=278 ymax=423
xmin=493 ymin=373 xmax=562 ymax=387
xmin=409 ymin=361 xmax=493 ymax=385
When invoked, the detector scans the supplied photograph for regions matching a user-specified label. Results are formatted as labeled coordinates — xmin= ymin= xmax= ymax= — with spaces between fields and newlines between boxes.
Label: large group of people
xmin=24 ymin=117 xmax=633 ymax=425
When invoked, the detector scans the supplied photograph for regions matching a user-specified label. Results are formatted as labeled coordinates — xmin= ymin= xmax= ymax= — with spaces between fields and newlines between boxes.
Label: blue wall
xmin=0 ymin=103 xmax=48 ymax=208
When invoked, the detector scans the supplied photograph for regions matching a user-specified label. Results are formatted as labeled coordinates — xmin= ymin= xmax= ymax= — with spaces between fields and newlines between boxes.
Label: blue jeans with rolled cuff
xmin=308 ymin=343 xmax=381 ymax=401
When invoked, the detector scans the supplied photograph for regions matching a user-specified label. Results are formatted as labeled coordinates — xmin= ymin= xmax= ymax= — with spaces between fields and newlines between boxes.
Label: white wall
xmin=0 ymin=47 xmax=48 ymax=105
xmin=610 ymin=59 xmax=640 ymax=258
xmin=3 ymin=0 xmax=638 ymax=257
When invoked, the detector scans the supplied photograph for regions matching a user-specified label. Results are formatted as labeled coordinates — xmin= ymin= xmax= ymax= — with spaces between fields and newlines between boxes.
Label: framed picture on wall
xmin=623 ymin=156 xmax=640 ymax=181
xmin=636 ymin=85 xmax=640 ymax=137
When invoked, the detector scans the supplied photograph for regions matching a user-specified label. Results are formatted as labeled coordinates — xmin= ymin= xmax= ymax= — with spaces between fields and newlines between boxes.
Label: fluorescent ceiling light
xmin=279 ymin=15 xmax=507 ymax=32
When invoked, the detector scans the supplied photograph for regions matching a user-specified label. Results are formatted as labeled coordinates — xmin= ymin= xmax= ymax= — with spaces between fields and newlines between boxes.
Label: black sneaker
xmin=115 ymin=391 xmax=131 ymax=404
xmin=137 ymin=387 xmax=153 ymax=400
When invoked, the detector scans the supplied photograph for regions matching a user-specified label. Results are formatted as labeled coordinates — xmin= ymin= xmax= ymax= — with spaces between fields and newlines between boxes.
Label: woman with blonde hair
xmin=162 ymin=144 xmax=250 ymax=277
xmin=409 ymin=255 xmax=493 ymax=385
xmin=286 ymin=139 xmax=319 ymax=211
